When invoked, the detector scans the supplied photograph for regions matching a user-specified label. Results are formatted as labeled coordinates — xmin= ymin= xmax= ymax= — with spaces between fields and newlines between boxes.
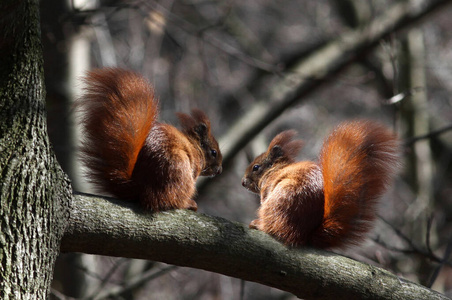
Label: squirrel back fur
xmin=77 ymin=68 xmax=222 ymax=211
xmin=242 ymin=120 xmax=399 ymax=249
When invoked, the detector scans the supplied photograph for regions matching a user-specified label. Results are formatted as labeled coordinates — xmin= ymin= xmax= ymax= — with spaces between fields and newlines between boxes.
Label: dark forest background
xmin=41 ymin=0 xmax=452 ymax=299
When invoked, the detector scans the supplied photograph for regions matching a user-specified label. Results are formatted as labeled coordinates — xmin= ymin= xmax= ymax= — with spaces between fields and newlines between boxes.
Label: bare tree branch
xmin=218 ymin=0 xmax=452 ymax=166
xmin=374 ymin=216 xmax=452 ymax=268
xmin=91 ymin=265 xmax=178 ymax=300
xmin=404 ymin=123 xmax=452 ymax=146
xmin=61 ymin=193 xmax=448 ymax=300
xmin=428 ymin=236 xmax=452 ymax=288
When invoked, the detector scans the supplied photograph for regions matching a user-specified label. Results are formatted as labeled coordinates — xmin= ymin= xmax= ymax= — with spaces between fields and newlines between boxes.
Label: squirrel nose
xmin=241 ymin=178 xmax=247 ymax=187
xmin=216 ymin=166 xmax=222 ymax=175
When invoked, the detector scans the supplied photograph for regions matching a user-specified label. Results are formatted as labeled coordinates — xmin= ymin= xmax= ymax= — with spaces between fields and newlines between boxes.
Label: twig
xmin=94 ymin=265 xmax=178 ymax=300
xmin=427 ymin=235 xmax=452 ymax=288
xmin=426 ymin=214 xmax=435 ymax=256
xmin=87 ymin=258 xmax=129 ymax=300
xmin=377 ymin=215 xmax=452 ymax=267
xmin=404 ymin=123 xmax=452 ymax=146
xmin=137 ymin=0 xmax=281 ymax=73
xmin=50 ymin=288 xmax=76 ymax=300
xmin=215 ymin=0 xmax=452 ymax=166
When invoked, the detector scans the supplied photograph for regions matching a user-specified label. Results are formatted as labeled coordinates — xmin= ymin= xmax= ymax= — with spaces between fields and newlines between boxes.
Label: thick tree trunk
xmin=0 ymin=0 xmax=72 ymax=299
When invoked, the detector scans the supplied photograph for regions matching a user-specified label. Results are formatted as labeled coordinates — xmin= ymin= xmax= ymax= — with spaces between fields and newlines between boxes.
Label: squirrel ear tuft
xmin=268 ymin=130 xmax=303 ymax=160
xmin=177 ymin=112 xmax=196 ymax=131
xmin=194 ymin=123 xmax=208 ymax=138
xmin=177 ymin=110 xmax=210 ymax=140
xmin=177 ymin=109 xmax=212 ymax=131
xmin=268 ymin=130 xmax=298 ymax=149
xmin=190 ymin=109 xmax=211 ymax=127
xmin=284 ymin=140 xmax=303 ymax=160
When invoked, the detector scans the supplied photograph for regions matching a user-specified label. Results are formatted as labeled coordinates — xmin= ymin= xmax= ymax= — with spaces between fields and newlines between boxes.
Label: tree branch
xmin=61 ymin=193 xmax=448 ymax=300
xmin=218 ymin=0 xmax=452 ymax=166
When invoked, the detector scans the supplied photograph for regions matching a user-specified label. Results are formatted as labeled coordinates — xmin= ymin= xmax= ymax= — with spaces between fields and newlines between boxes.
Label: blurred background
xmin=42 ymin=0 xmax=452 ymax=299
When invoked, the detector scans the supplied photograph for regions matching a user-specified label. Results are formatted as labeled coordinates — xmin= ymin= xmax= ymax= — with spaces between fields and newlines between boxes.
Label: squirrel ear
xmin=269 ymin=145 xmax=284 ymax=159
xmin=284 ymin=140 xmax=303 ymax=160
xmin=177 ymin=109 xmax=212 ymax=136
xmin=267 ymin=130 xmax=303 ymax=161
xmin=268 ymin=130 xmax=298 ymax=149
xmin=177 ymin=112 xmax=196 ymax=131
xmin=190 ymin=109 xmax=211 ymax=127
xmin=177 ymin=111 xmax=209 ymax=140
xmin=194 ymin=123 xmax=208 ymax=139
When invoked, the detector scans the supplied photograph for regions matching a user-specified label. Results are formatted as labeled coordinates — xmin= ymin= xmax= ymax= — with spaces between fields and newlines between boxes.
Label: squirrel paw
xmin=186 ymin=200 xmax=198 ymax=212
xmin=249 ymin=219 xmax=260 ymax=229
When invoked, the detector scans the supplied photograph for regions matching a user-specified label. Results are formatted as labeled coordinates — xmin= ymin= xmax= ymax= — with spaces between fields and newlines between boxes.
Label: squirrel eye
xmin=211 ymin=149 xmax=217 ymax=157
xmin=252 ymin=165 xmax=260 ymax=172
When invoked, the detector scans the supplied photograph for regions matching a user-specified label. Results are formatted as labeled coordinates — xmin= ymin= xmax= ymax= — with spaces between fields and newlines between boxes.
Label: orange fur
xmin=242 ymin=120 xmax=399 ymax=249
xmin=312 ymin=120 xmax=399 ymax=248
xmin=77 ymin=68 xmax=222 ymax=211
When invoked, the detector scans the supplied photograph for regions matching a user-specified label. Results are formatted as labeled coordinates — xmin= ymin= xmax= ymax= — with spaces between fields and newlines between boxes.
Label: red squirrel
xmin=242 ymin=120 xmax=399 ymax=249
xmin=77 ymin=68 xmax=222 ymax=211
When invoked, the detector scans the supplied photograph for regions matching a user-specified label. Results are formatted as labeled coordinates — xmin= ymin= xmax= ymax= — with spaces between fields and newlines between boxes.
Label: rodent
xmin=77 ymin=67 xmax=222 ymax=211
xmin=242 ymin=120 xmax=399 ymax=249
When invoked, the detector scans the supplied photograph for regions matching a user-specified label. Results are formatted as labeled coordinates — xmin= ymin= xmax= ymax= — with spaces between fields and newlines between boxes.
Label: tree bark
xmin=0 ymin=0 xmax=72 ymax=299
xmin=61 ymin=194 xmax=448 ymax=300
xmin=1 ymin=0 xmax=451 ymax=299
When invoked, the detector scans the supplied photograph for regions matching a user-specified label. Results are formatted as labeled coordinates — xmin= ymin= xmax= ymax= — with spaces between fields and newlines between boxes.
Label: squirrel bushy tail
xmin=312 ymin=120 xmax=400 ymax=249
xmin=77 ymin=68 xmax=158 ymax=200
